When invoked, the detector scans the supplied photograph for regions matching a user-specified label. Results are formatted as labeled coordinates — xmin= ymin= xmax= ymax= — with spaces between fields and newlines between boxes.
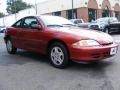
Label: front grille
xmin=91 ymin=51 xmax=110 ymax=59
xmin=103 ymin=52 xmax=110 ymax=57
xmin=91 ymin=53 xmax=100 ymax=58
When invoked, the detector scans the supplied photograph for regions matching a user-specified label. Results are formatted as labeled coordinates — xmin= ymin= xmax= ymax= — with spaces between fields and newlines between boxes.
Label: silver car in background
xmin=89 ymin=17 xmax=120 ymax=34
xmin=0 ymin=26 xmax=6 ymax=33
xmin=70 ymin=19 xmax=89 ymax=28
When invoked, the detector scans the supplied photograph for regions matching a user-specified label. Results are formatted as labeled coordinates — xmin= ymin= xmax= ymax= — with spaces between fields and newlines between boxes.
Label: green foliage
xmin=7 ymin=0 xmax=32 ymax=14
xmin=0 ymin=12 xmax=5 ymax=18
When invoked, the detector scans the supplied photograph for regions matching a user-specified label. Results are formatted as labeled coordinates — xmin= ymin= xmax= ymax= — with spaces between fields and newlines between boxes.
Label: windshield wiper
xmin=47 ymin=24 xmax=63 ymax=27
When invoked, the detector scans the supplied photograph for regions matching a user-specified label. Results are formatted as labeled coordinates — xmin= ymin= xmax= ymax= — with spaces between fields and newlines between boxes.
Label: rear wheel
xmin=48 ymin=42 xmax=69 ymax=69
xmin=6 ymin=39 xmax=17 ymax=54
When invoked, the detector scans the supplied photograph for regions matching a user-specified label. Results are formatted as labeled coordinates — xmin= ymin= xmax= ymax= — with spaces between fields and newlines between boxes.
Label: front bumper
xmin=70 ymin=43 xmax=118 ymax=62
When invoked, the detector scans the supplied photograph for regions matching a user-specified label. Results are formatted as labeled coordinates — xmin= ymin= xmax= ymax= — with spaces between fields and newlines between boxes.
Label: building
xmin=36 ymin=0 xmax=120 ymax=22
xmin=0 ymin=0 xmax=120 ymax=26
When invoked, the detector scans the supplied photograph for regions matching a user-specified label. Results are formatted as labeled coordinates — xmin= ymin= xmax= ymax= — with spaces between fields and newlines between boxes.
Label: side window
xmin=12 ymin=19 xmax=22 ymax=28
xmin=22 ymin=17 xmax=39 ymax=29
xmin=74 ymin=20 xmax=82 ymax=24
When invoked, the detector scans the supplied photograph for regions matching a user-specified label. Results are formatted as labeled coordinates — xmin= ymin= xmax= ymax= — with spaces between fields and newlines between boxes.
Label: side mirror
xmin=31 ymin=24 xmax=41 ymax=30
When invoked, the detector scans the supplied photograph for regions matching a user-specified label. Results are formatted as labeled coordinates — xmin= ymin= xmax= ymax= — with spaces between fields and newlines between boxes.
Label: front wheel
xmin=104 ymin=28 xmax=109 ymax=34
xmin=48 ymin=42 xmax=69 ymax=69
xmin=6 ymin=39 xmax=17 ymax=54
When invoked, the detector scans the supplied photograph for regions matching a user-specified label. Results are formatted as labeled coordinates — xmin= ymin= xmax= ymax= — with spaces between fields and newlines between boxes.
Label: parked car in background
xmin=70 ymin=19 xmax=84 ymax=25
xmin=89 ymin=17 xmax=120 ymax=33
xmin=4 ymin=15 xmax=118 ymax=68
xmin=0 ymin=26 xmax=6 ymax=33
xmin=70 ymin=19 xmax=89 ymax=28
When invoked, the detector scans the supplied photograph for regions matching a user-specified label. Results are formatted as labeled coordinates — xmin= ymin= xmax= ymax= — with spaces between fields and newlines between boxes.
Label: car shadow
xmin=69 ymin=60 xmax=113 ymax=70
xmin=0 ymin=49 xmax=49 ymax=66
xmin=16 ymin=49 xmax=49 ymax=62
xmin=16 ymin=49 xmax=114 ymax=71
xmin=110 ymin=32 xmax=120 ymax=35
xmin=0 ymin=46 xmax=116 ymax=71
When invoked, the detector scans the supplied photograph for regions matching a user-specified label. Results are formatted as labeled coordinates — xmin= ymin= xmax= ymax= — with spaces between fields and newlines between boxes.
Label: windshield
xmin=74 ymin=20 xmax=83 ymax=24
xmin=109 ymin=17 xmax=118 ymax=22
xmin=40 ymin=16 xmax=74 ymax=27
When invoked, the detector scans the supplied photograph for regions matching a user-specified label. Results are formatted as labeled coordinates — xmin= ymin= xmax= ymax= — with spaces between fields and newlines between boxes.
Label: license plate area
xmin=110 ymin=47 xmax=117 ymax=55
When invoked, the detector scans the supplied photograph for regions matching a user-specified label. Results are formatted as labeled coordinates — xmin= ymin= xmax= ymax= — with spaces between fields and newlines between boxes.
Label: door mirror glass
xmin=31 ymin=24 xmax=41 ymax=30
xmin=30 ymin=21 xmax=41 ymax=29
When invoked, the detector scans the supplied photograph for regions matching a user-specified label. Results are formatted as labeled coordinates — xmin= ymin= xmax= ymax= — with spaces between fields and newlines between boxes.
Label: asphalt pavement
xmin=0 ymin=33 xmax=120 ymax=90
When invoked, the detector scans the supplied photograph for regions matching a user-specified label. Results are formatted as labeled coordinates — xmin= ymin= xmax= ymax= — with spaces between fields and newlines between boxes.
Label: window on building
xmin=115 ymin=11 xmax=119 ymax=19
xmin=52 ymin=11 xmax=61 ymax=16
xmin=66 ymin=9 xmax=77 ymax=19
xmin=102 ymin=6 xmax=110 ymax=17
xmin=102 ymin=10 xmax=110 ymax=17
xmin=88 ymin=8 xmax=97 ymax=22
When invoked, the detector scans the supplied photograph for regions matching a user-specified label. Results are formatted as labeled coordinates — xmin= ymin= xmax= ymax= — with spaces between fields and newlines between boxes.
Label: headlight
xmin=99 ymin=24 xmax=105 ymax=29
xmin=99 ymin=25 xmax=104 ymax=29
xmin=73 ymin=40 xmax=100 ymax=47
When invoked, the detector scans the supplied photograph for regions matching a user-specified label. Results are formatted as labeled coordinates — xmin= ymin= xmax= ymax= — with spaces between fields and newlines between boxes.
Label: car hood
xmin=49 ymin=27 xmax=113 ymax=44
xmin=110 ymin=21 xmax=120 ymax=24
xmin=90 ymin=22 xmax=107 ymax=26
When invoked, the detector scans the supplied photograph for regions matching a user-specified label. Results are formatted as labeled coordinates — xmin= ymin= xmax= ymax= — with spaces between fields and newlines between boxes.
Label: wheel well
xmin=4 ymin=35 xmax=11 ymax=43
xmin=47 ymin=39 xmax=70 ymax=57
xmin=105 ymin=26 xmax=110 ymax=30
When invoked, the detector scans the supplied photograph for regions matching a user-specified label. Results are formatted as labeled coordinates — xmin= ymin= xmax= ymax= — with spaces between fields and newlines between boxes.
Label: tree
xmin=0 ymin=12 xmax=5 ymax=18
xmin=7 ymin=0 xmax=32 ymax=14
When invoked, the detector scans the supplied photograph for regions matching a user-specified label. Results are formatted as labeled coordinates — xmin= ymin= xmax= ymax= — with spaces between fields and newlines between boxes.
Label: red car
xmin=4 ymin=15 xmax=118 ymax=68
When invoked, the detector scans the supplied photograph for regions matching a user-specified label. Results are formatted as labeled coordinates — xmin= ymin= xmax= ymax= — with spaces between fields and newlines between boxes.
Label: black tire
xmin=48 ymin=42 xmax=69 ymax=69
xmin=6 ymin=39 xmax=17 ymax=54
xmin=104 ymin=28 xmax=109 ymax=34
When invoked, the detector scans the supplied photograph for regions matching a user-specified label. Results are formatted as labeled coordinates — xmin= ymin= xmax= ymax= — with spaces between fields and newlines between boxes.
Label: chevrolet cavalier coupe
xmin=4 ymin=15 xmax=118 ymax=68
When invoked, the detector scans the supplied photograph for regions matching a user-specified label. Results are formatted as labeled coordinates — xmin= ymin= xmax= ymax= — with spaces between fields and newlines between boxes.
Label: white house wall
xmin=4 ymin=14 xmax=16 ymax=26
xmin=17 ymin=7 xmax=36 ymax=20
xmin=0 ymin=18 xmax=4 ymax=26
xmin=0 ymin=8 xmax=36 ymax=26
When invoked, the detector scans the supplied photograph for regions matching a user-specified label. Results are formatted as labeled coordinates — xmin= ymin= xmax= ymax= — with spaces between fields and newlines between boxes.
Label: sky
xmin=0 ymin=0 xmax=46 ymax=14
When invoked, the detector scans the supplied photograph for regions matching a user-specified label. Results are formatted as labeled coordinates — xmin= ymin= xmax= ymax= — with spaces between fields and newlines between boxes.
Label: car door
xmin=11 ymin=18 xmax=24 ymax=48
xmin=19 ymin=16 xmax=45 ymax=53
xmin=108 ymin=18 xmax=119 ymax=32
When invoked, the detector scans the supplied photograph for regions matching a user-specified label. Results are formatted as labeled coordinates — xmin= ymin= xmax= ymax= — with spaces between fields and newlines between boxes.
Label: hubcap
xmin=51 ymin=47 xmax=64 ymax=65
xmin=6 ymin=40 xmax=12 ymax=52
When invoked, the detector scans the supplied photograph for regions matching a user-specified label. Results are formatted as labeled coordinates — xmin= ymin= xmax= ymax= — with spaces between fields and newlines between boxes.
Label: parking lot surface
xmin=0 ymin=33 xmax=120 ymax=90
